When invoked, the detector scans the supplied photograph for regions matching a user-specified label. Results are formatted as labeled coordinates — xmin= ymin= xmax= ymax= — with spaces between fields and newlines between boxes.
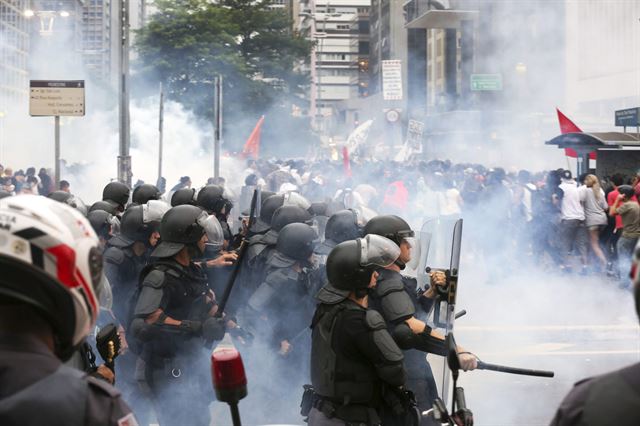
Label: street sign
xmin=470 ymin=74 xmax=502 ymax=91
xmin=382 ymin=60 xmax=403 ymax=101
xmin=407 ymin=119 xmax=425 ymax=148
xmin=29 ymin=80 xmax=85 ymax=116
xmin=615 ymin=107 xmax=640 ymax=127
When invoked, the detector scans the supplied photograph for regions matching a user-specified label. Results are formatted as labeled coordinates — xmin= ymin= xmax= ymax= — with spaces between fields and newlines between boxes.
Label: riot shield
xmin=417 ymin=216 xmax=463 ymax=404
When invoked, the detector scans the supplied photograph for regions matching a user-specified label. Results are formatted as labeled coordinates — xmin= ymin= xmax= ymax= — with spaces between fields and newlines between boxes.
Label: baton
xmin=476 ymin=360 xmax=554 ymax=378
xmin=216 ymin=189 xmax=258 ymax=317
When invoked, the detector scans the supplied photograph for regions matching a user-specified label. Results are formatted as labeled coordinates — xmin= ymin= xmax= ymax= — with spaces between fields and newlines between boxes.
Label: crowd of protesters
xmin=0 ymin=163 xmax=68 ymax=195
xmin=223 ymin=158 xmax=638 ymax=288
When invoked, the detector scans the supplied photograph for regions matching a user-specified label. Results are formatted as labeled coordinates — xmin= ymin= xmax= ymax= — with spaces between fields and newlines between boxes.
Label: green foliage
xmin=135 ymin=0 xmax=314 ymax=151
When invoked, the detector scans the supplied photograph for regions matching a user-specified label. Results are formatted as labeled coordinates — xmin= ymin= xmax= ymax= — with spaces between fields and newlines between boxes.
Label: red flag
xmin=342 ymin=146 xmax=352 ymax=177
xmin=556 ymin=108 xmax=596 ymax=160
xmin=241 ymin=116 xmax=264 ymax=159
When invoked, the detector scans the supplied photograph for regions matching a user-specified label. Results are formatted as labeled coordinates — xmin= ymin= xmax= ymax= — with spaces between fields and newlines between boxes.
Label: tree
xmin=135 ymin=0 xmax=315 ymax=152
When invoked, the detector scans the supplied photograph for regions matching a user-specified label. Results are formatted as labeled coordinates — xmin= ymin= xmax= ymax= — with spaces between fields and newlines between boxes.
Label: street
xmin=447 ymin=263 xmax=640 ymax=426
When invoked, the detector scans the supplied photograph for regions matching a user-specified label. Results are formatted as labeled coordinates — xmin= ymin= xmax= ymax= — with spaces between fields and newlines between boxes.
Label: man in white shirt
xmin=559 ymin=170 xmax=588 ymax=271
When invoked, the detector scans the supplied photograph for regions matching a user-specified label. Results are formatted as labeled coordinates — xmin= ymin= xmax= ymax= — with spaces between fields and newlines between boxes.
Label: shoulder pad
xmin=365 ymin=310 xmax=387 ymax=330
xmin=265 ymin=267 xmax=299 ymax=285
xmin=316 ymin=284 xmax=349 ymax=304
xmin=375 ymin=272 xmax=405 ymax=297
xmin=248 ymin=234 xmax=264 ymax=245
xmin=141 ymin=269 xmax=166 ymax=289
xmin=87 ymin=375 xmax=122 ymax=398
xmin=103 ymin=247 xmax=125 ymax=265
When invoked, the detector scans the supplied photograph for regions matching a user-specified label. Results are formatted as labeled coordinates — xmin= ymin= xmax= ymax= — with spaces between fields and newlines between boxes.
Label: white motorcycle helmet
xmin=0 ymin=195 xmax=101 ymax=360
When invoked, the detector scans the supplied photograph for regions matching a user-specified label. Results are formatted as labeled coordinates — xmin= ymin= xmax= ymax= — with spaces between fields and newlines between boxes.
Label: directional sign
xmin=382 ymin=60 xmax=403 ymax=101
xmin=407 ymin=119 xmax=425 ymax=146
xmin=615 ymin=107 xmax=640 ymax=127
xmin=470 ymin=74 xmax=502 ymax=91
xmin=29 ymin=80 xmax=85 ymax=116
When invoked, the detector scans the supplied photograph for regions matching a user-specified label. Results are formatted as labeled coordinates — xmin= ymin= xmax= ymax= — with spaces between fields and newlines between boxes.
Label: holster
xmin=382 ymin=387 xmax=420 ymax=426
xmin=300 ymin=384 xmax=315 ymax=418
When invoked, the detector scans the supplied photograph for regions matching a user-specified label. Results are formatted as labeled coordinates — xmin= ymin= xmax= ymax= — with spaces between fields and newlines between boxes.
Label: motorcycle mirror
xmin=446 ymin=333 xmax=460 ymax=380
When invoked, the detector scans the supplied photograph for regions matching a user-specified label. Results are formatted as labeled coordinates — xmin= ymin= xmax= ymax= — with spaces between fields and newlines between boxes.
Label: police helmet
xmin=276 ymin=223 xmax=318 ymax=262
xmin=89 ymin=200 xmax=119 ymax=216
xmin=171 ymin=188 xmax=197 ymax=207
xmin=197 ymin=184 xmax=231 ymax=214
xmin=102 ymin=181 xmax=130 ymax=210
xmin=326 ymin=235 xmax=400 ymax=291
xmin=87 ymin=209 xmax=115 ymax=240
xmin=271 ymin=205 xmax=312 ymax=232
xmin=0 ymin=195 xmax=101 ymax=360
xmin=132 ymin=184 xmax=162 ymax=205
xmin=363 ymin=215 xmax=414 ymax=247
xmin=151 ymin=205 xmax=223 ymax=258
xmin=325 ymin=209 xmax=361 ymax=244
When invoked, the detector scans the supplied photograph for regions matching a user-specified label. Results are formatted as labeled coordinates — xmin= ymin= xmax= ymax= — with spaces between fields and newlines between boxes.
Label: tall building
xmin=402 ymin=0 xmax=566 ymax=164
xmin=565 ymin=0 xmax=640 ymax=126
xmin=298 ymin=0 xmax=370 ymax=138
xmin=82 ymin=0 xmax=113 ymax=82
xmin=0 ymin=0 xmax=30 ymax=111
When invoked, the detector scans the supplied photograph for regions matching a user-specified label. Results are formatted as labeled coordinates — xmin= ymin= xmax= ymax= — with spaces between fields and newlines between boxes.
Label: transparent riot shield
xmin=416 ymin=216 xmax=463 ymax=404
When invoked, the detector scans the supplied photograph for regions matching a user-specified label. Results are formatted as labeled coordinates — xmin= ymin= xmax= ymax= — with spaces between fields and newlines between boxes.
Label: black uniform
xmin=370 ymin=269 xmax=445 ymax=425
xmin=0 ymin=333 xmax=134 ymax=426
xmin=132 ymin=259 xmax=216 ymax=426
xmin=550 ymin=362 xmax=640 ymax=426
xmin=103 ymin=244 xmax=147 ymax=324
xmin=308 ymin=286 xmax=407 ymax=425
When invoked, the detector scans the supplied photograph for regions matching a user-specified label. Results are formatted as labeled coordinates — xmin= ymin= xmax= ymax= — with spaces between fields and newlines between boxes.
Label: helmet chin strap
xmin=394 ymin=259 xmax=406 ymax=270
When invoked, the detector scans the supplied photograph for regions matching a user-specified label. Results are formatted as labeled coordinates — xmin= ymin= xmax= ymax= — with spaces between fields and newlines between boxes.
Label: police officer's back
xmin=0 ymin=195 xmax=135 ymax=426
xmin=305 ymin=235 xmax=407 ymax=426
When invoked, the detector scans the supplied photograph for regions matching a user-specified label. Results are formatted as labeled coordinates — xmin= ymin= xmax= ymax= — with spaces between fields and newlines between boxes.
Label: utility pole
xmin=158 ymin=82 xmax=164 ymax=183
xmin=118 ymin=0 xmax=131 ymax=186
xmin=214 ymin=76 xmax=222 ymax=179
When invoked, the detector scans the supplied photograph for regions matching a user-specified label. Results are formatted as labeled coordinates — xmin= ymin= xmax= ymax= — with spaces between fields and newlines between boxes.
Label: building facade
xmin=0 ymin=0 xmax=30 ymax=110
xmin=565 ymin=0 xmax=640 ymax=128
xmin=298 ymin=0 xmax=370 ymax=138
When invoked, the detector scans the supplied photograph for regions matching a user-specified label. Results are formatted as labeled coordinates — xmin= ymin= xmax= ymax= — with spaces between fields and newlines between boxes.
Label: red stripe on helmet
xmin=46 ymin=244 xmax=98 ymax=318
xmin=46 ymin=244 xmax=78 ymax=288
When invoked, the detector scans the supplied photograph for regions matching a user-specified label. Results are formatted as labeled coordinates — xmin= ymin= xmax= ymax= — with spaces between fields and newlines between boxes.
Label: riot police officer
xmin=197 ymin=184 xmax=235 ymax=247
xmin=0 ymin=195 xmax=135 ymax=426
xmin=305 ymin=234 xmax=407 ymax=426
xmin=363 ymin=215 xmax=477 ymax=424
xmin=104 ymin=203 xmax=168 ymax=323
xmin=170 ymin=187 xmax=197 ymax=207
xmin=247 ymin=222 xmax=318 ymax=354
xmin=315 ymin=209 xmax=362 ymax=258
xmin=132 ymin=183 xmax=162 ymax=205
xmin=248 ymin=191 xmax=280 ymax=234
xmin=130 ymin=205 xmax=228 ymax=426
xmin=102 ymin=181 xmax=130 ymax=214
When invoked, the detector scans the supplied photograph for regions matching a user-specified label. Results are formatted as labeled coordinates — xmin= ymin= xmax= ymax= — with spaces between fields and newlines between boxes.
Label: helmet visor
xmin=283 ymin=192 xmax=311 ymax=210
xmin=197 ymin=212 xmax=224 ymax=251
xmin=359 ymin=234 xmax=400 ymax=268
xmin=143 ymin=200 xmax=171 ymax=224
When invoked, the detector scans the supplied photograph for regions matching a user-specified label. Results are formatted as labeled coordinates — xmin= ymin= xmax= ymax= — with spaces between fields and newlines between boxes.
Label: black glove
xmin=180 ymin=320 xmax=202 ymax=336
xmin=202 ymin=317 xmax=225 ymax=343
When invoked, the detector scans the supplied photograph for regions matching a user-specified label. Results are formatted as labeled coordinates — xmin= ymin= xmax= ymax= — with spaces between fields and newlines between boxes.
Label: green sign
xmin=470 ymin=74 xmax=503 ymax=91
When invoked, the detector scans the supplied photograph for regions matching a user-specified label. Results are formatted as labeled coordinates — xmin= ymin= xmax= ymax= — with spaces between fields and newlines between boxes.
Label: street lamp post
xmin=118 ymin=0 xmax=131 ymax=186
